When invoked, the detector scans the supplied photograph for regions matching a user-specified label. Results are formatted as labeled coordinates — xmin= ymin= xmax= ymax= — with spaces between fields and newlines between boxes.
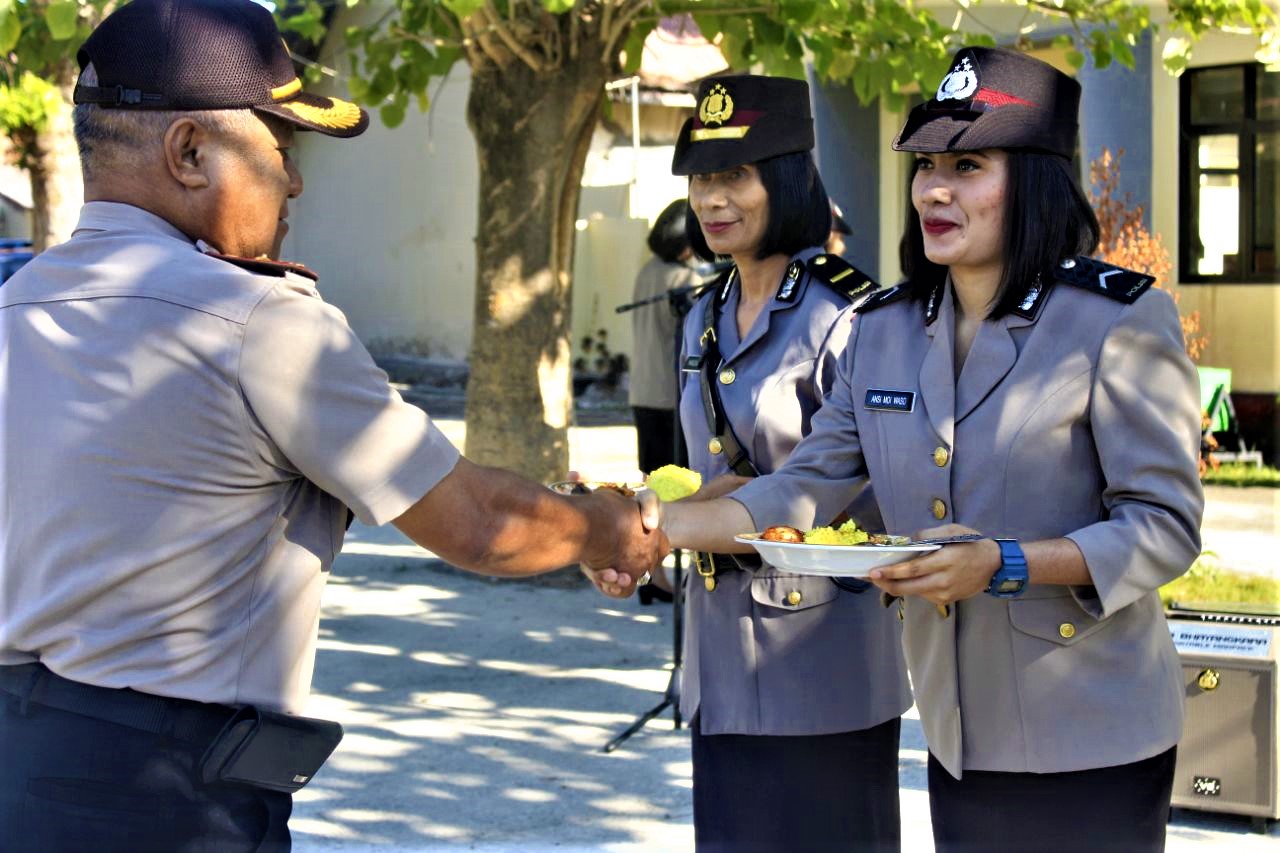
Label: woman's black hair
xmin=686 ymin=150 xmax=832 ymax=263
xmin=647 ymin=199 xmax=691 ymax=262
xmin=898 ymin=149 xmax=1100 ymax=319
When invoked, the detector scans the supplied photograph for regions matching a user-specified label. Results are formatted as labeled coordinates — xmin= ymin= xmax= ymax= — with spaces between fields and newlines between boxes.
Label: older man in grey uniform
xmin=0 ymin=1 xmax=665 ymax=850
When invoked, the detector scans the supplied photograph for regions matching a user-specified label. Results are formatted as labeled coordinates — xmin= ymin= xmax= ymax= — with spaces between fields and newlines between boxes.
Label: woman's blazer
xmin=732 ymin=258 xmax=1205 ymax=777
xmin=678 ymin=248 xmax=912 ymax=736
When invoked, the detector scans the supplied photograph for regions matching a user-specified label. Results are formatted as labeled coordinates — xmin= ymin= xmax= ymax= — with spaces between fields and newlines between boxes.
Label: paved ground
xmin=292 ymin=418 xmax=1280 ymax=851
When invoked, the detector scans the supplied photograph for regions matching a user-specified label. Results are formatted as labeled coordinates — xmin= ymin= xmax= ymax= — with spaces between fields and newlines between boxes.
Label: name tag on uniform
xmin=865 ymin=389 xmax=915 ymax=412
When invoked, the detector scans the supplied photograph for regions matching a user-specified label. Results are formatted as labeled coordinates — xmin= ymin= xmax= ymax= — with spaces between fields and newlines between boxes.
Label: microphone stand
xmin=601 ymin=275 xmax=714 ymax=753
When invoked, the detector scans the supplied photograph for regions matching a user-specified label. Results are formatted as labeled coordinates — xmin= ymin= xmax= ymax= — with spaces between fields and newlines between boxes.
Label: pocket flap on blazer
xmin=750 ymin=573 xmax=840 ymax=611
xmin=1007 ymin=595 xmax=1108 ymax=646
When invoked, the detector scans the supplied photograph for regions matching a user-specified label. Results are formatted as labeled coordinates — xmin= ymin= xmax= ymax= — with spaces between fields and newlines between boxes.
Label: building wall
xmin=1152 ymin=31 xmax=1280 ymax=396
xmin=285 ymin=4 xmax=682 ymax=370
xmin=284 ymin=10 xmax=479 ymax=361
xmin=1078 ymin=34 xmax=1153 ymax=230
xmin=812 ymin=78 xmax=881 ymax=278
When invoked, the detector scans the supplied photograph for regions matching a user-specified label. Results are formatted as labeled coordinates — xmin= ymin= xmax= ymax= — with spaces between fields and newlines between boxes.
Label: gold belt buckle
xmin=694 ymin=552 xmax=717 ymax=591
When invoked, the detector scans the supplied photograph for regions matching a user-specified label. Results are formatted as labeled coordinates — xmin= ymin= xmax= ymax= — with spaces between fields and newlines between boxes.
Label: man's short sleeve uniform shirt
xmin=0 ymin=202 xmax=459 ymax=712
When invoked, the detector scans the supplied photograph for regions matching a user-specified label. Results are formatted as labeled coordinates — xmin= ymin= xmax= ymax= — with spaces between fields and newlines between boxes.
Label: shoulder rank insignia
xmin=201 ymin=246 xmax=319 ymax=282
xmin=856 ymin=283 xmax=911 ymax=314
xmin=776 ymin=260 xmax=805 ymax=302
xmin=1054 ymin=256 xmax=1153 ymax=304
xmin=1010 ymin=274 xmax=1047 ymax=320
xmin=713 ymin=265 xmax=737 ymax=307
xmin=855 ymin=280 xmax=940 ymax=325
xmin=806 ymin=254 xmax=877 ymax=302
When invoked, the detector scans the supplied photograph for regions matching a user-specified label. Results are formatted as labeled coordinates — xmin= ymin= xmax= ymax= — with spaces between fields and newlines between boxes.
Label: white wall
xmin=283 ymin=3 xmax=478 ymax=361
xmin=284 ymin=17 xmax=680 ymax=368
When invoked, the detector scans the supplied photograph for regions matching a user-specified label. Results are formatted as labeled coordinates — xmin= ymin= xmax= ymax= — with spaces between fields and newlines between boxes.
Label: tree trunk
xmin=463 ymin=56 xmax=607 ymax=482
xmin=28 ymin=86 xmax=83 ymax=251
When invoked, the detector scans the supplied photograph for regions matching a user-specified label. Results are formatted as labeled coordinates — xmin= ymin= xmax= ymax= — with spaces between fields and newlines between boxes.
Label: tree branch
xmin=463 ymin=11 xmax=514 ymax=70
xmin=603 ymin=0 xmax=650 ymax=61
xmin=569 ymin=0 xmax=581 ymax=61
xmin=483 ymin=0 xmax=547 ymax=72
xmin=433 ymin=6 xmax=464 ymax=41
xmin=601 ymin=0 xmax=613 ymax=44
xmin=949 ymin=0 xmax=1003 ymax=39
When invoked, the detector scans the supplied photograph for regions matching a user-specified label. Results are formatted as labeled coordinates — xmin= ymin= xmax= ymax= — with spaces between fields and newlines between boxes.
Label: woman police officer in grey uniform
xmin=604 ymin=74 xmax=912 ymax=851
xmin=642 ymin=49 xmax=1203 ymax=852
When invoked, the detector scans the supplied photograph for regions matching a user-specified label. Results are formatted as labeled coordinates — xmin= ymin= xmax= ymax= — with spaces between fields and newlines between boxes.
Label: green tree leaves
xmin=299 ymin=2 xmax=1279 ymax=129
xmin=46 ymin=1 xmax=80 ymax=41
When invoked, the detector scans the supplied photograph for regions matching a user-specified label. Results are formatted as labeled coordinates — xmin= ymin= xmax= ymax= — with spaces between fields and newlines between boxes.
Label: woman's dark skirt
xmin=691 ymin=715 xmax=901 ymax=852
xmin=927 ymin=747 xmax=1177 ymax=853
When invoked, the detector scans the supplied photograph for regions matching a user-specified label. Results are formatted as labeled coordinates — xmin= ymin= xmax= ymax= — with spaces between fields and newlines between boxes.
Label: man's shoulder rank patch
xmin=203 ymin=250 xmax=319 ymax=282
xmin=1054 ymin=256 xmax=1153 ymax=304
xmin=807 ymin=253 xmax=878 ymax=302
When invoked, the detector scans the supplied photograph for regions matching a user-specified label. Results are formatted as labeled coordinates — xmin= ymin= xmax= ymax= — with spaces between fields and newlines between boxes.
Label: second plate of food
xmin=733 ymin=533 xmax=940 ymax=577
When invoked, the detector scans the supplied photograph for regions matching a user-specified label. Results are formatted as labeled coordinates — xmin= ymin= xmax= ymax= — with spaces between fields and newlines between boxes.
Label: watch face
xmin=997 ymin=578 xmax=1024 ymax=593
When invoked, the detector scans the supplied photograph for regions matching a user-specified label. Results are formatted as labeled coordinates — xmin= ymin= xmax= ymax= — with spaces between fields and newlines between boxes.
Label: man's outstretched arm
xmin=393 ymin=457 xmax=669 ymax=580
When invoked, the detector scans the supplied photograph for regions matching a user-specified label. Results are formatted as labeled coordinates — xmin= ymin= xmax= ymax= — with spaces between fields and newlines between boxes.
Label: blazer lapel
xmin=728 ymin=279 xmax=803 ymax=365
xmin=954 ymin=312 xmax=1018 ymax=425
xmin=918 ymin=280 xmax=955 ymax=448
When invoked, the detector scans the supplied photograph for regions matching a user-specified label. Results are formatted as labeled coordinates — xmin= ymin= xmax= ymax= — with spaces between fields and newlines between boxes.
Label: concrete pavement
xmin=292 ymin=419 xmax=1279 ymax=851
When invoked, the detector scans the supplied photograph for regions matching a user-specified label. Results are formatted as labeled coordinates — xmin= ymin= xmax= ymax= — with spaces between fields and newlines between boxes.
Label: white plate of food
xmin=734 ymin=525 xmax=940 ymax=577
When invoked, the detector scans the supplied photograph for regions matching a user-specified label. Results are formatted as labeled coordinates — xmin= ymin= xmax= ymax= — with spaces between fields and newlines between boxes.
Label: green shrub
xmin=1160 ymin=551 xmax=1280 ymax=607
xmin=1202 ymin=462 xmax=1280 ymax=488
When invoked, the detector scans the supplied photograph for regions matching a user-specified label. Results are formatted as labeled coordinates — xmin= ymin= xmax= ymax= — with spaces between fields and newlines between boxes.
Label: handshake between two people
xmin=569 ymin=467 xmax=1022 ymax=610
xmin=574 ymin=470 xmax=754 ymax=599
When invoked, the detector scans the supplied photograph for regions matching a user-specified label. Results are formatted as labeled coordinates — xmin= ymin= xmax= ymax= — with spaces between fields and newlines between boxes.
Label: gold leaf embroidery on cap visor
xmin=690 ymin=126 xmax=750 ymax=142
xmin=274 ymin=97 xmax=363 ymax=129
xmin=270 ymin=78 xmax=303 ymax=101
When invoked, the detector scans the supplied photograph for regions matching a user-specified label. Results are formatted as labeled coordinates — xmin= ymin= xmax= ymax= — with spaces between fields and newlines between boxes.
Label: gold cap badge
xmin=698 ymin=83 xmax=734 ymax=127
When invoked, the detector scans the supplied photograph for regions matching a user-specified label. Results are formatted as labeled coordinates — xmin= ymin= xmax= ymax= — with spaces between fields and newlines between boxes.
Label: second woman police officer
xmin=661 ymin=75 xmax=910 ymax=852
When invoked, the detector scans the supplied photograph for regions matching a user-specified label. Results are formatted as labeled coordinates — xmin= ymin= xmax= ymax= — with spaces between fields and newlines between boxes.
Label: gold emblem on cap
xmin=698 ymin=83 xmax=734 ymax=127
xmin=271 ymin=77 xmax=303 ymax=101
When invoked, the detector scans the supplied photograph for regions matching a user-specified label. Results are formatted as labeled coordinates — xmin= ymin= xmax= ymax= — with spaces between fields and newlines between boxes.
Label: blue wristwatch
xmin=986 ymin=538 xmax=1028 ymax=598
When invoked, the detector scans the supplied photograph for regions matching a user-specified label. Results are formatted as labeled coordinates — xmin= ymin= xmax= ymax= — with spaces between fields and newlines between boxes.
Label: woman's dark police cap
xmin=672 ymin=74 xmax=814 ymax=176
xmin=73 ymin=0 xmax=368 ymax=138
xmin=893 ymin=46 xmax=1079 ymax=159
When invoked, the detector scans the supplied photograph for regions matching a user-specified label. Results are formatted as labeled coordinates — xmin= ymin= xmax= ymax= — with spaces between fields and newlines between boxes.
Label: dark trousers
xmin=691 ymin=715 xmax=902 ymax=852
xmin=928 ymin=747 xmax=1177 ymax=853
xmin=632 ymin=406 xmax=676 ymax=475
xmin=0 ymin=677 xmax=292 ymax=852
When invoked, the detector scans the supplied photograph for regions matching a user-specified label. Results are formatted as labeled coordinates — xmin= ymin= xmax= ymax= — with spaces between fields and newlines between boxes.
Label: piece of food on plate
xmin=646 ymin=465 xmax=702 ymax=502
xmin=761 ymin=525 xmax=805 ymax=543
xmin=867 ymin=533 xmax=912 ymax=546
xmin=804 ymin=519 xmax=870 ymax=546
xmin=593 ymin=482 xmax=636 ymax=497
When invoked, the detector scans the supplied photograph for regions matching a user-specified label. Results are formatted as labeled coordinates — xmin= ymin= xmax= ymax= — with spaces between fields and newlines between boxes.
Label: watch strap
xmin=987 ymin=538 xmax=1028 ymax=597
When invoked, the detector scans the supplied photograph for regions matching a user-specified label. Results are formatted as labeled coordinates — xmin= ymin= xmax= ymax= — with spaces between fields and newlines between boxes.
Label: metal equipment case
xmin=1167 ymin=605 xmax=1280 ymax=831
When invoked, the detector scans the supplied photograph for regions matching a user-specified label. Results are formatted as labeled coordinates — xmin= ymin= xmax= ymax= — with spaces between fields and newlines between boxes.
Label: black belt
xmin=0 ymin=662 xmax=235 ymax=746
